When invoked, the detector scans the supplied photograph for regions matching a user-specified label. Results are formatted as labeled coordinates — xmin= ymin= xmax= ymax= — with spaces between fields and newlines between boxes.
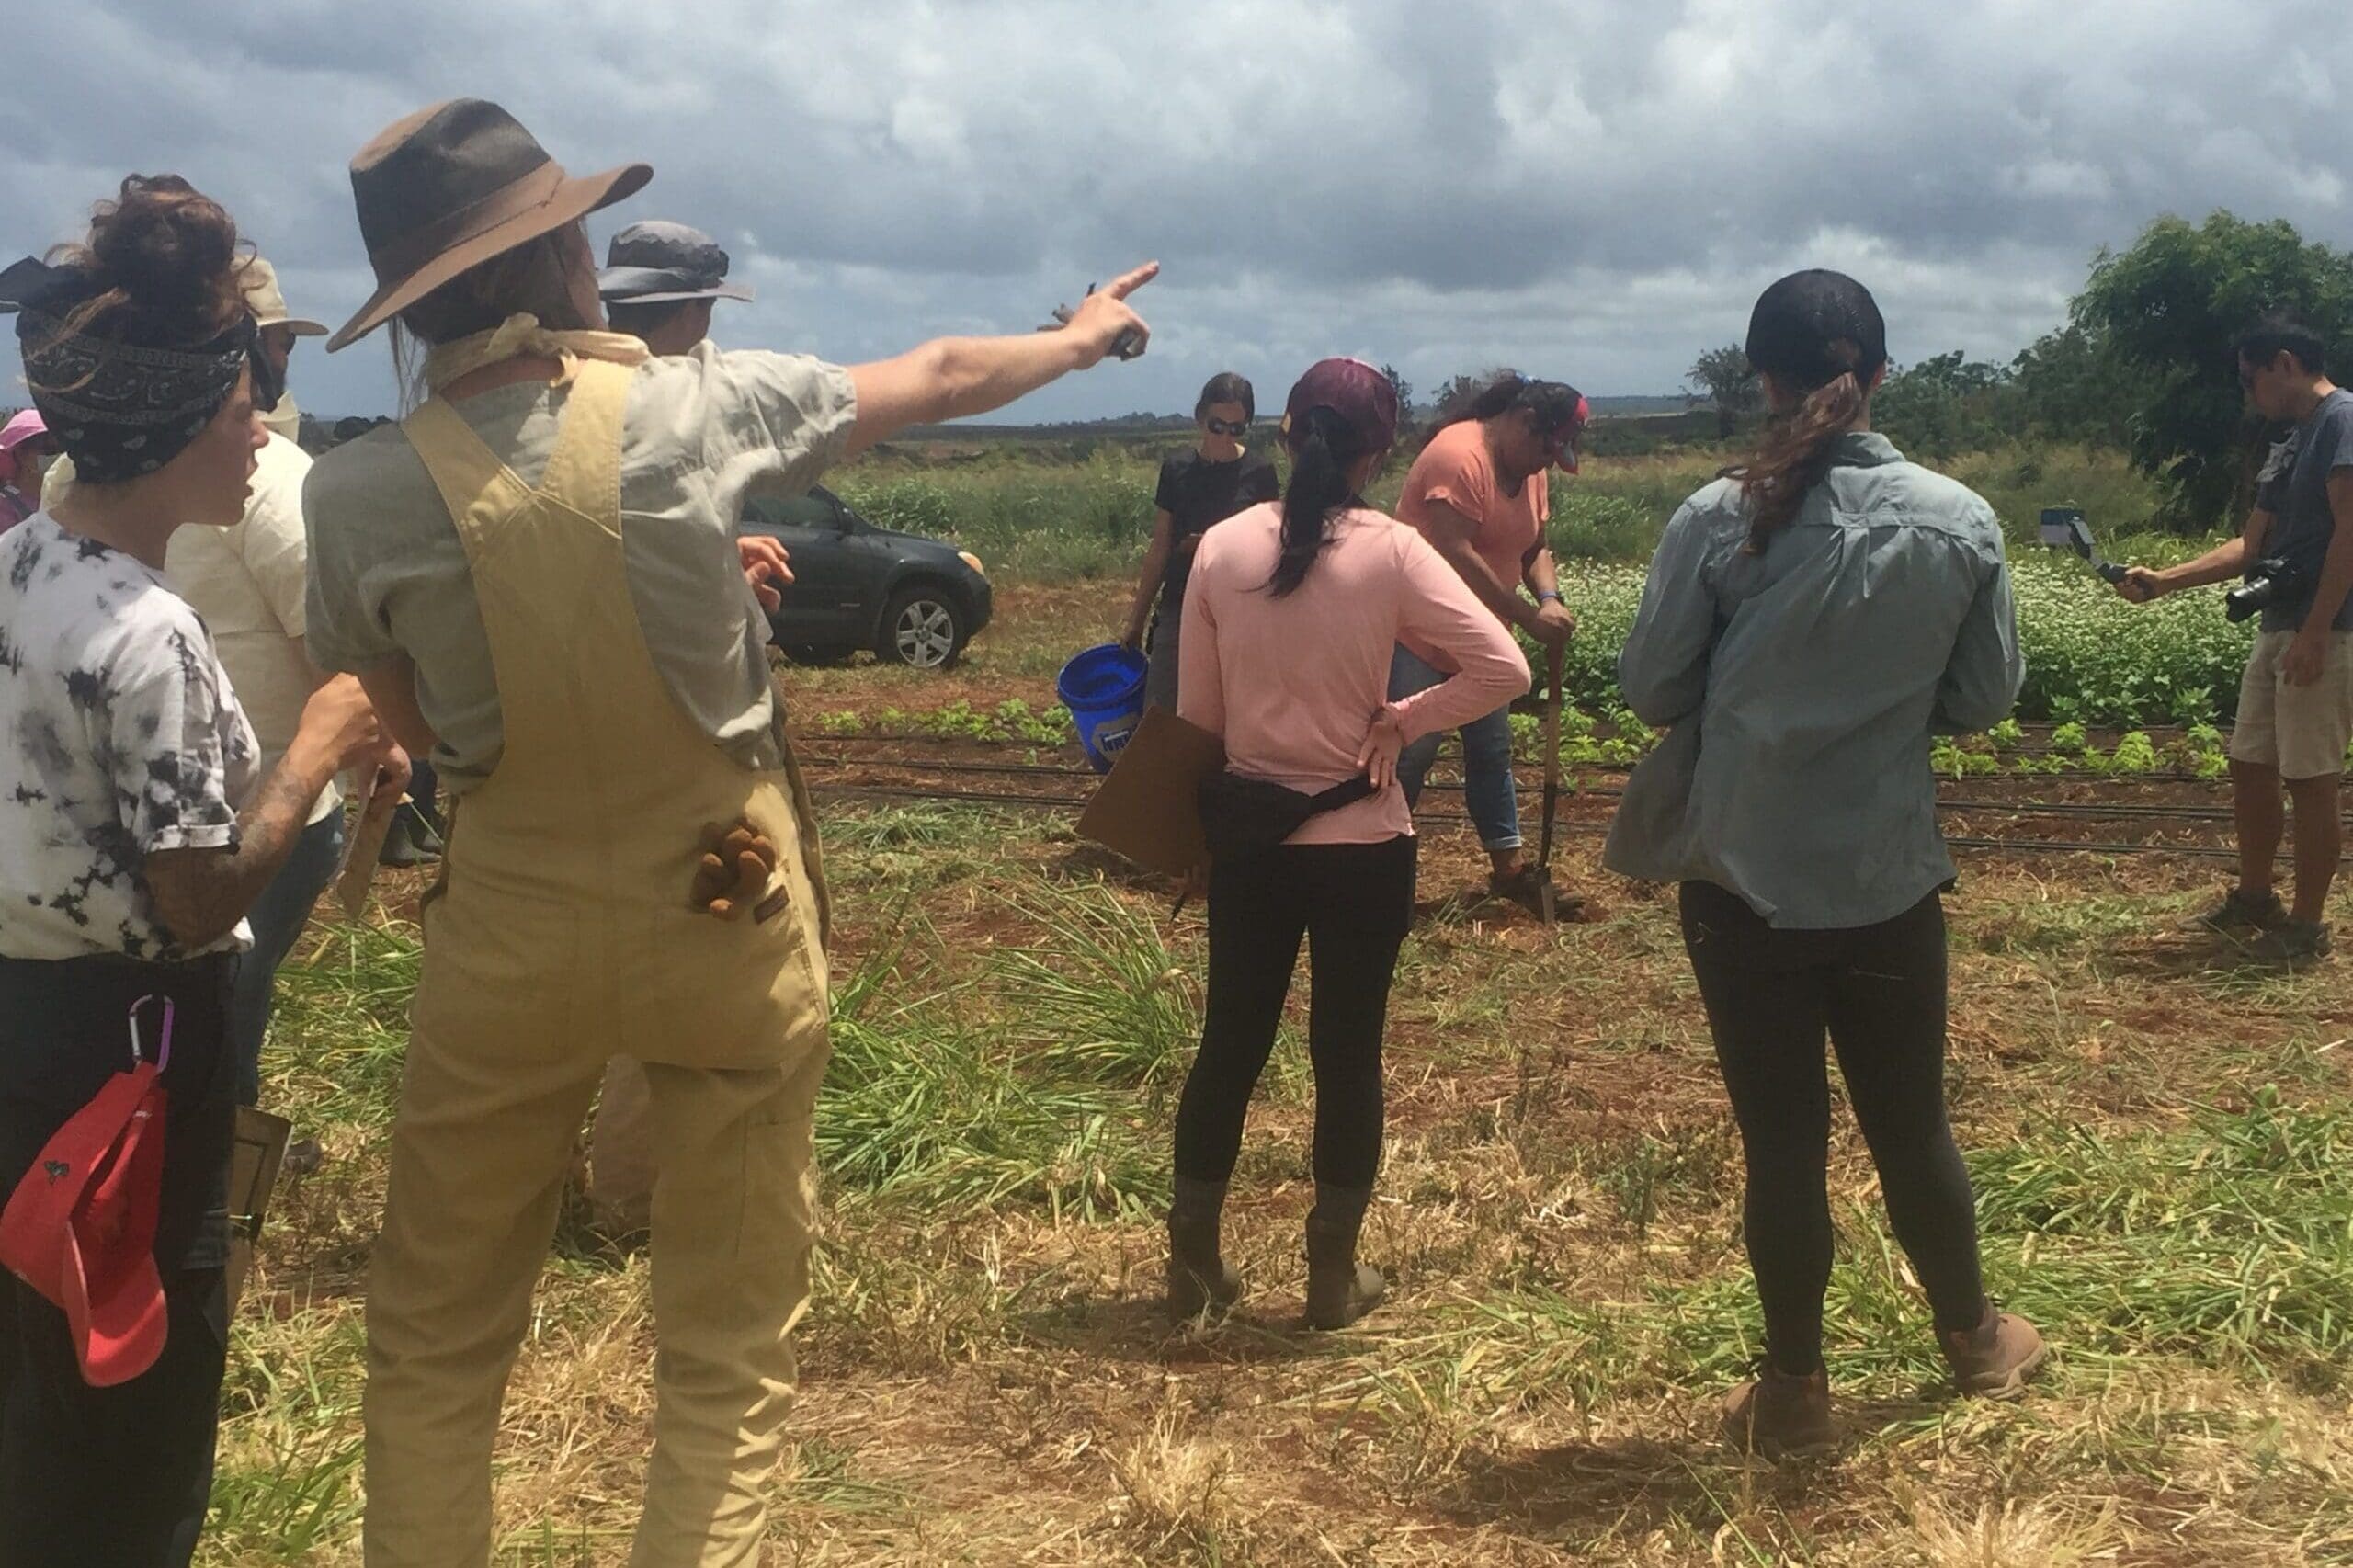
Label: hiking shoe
xmin=2241 ymin=919 xmax=2332 ymax=966
xmin=1939 ymin=1304 xmax=2046 ymax=1399
xmin=1721 ymin=1366 xmax=1836 ymax=1459
xmin=2190 ymin=886 xmax=2288 ymax=935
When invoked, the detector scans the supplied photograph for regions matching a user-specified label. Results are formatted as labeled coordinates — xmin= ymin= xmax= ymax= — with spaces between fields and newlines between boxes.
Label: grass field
xmin=202 ymin=445 xmax=2353 ymax=1564
xmin=831 ymin=441 xmax=2256 ymax=730
xmin=220 ymin=801 xmax=2353 ymax=1566
xmin=832 ymin=441 xmax=2179 ymax=581
xmin=221 ymin=709 xmax=2353 ymax=1565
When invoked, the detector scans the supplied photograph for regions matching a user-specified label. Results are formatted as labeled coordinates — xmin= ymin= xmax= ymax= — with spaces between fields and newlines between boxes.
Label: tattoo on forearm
xmin=148 ymin=762 xmax=322 ymax=948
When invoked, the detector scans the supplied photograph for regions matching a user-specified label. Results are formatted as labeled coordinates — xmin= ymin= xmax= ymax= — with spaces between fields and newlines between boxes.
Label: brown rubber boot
xmin=1940 ymin=1302 xmax=2046 ymax=1398
xmin=1721 ymin=1366 xmax=1836 ymax=1459
xmin=1303 ymin=1184 xmax=1385 ymax=1330
xmin=1165 ymin=1176 xmax=1244 ymax=1322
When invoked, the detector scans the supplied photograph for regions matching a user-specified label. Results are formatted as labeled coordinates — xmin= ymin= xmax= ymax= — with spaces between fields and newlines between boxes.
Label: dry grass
xmin=208 ymin=677 xmax=2353 ymax=1564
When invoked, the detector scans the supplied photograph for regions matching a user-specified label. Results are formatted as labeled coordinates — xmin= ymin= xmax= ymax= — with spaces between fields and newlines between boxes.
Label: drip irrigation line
xmin=797 ymin=733 xmax=2234 ymax=785
xmin=805 ymin=780 xmax=2243 ymax=860
xmin=799 ymin=754 xmax=2315 ymax=828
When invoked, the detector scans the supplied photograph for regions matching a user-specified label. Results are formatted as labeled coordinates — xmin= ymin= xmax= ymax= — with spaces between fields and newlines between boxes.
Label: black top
xmin=1154 ymin=447 xmax=1280 ymax=614
xmin=2262 ymin=390 xmax=2353 ymax=633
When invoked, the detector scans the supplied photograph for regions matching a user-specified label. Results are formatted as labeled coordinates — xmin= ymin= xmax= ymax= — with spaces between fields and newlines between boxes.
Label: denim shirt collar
xmin=1831 ymin=430 xmax=1904 ymax=470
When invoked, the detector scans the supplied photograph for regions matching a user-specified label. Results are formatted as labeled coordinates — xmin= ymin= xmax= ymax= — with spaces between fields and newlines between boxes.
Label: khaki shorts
xmin=2230 ymin=629 xmax=2353 ymax=778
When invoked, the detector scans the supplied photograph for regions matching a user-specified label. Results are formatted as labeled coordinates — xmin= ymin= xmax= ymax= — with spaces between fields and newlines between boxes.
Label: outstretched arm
xmin=846 ymin=263 xmax=1156 ymax=456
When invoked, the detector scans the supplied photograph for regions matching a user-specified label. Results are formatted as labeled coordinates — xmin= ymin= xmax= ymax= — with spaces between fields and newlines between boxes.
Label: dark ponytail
xmin=1737 ymin=269 xmax=1888 ymax=552
xmin=1267 ymin=405 xmax=1361 ymax=598
xmin=1738 ymin=371 xmax=1866 ymax=550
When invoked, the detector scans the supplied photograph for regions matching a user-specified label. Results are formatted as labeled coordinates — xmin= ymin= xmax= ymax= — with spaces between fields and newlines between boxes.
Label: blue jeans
xmin=1390 ymin=645 xmax=1522 ymax=852
xmin=228 ymin=809 xmax=345 ymax=1106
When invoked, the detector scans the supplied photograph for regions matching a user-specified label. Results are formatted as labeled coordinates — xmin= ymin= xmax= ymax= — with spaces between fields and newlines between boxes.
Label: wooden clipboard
xmin=1074 ymin=707 xmax=1224 ymax=876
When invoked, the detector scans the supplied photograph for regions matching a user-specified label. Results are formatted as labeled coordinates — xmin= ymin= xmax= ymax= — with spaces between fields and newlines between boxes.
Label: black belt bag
xmin=1196 ymin=771 xmax=1377 ymax=861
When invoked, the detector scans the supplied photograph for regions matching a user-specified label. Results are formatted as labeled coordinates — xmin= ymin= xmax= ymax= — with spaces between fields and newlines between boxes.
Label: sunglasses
xmin=1204 ymin=417 xmax=1249 ymax=437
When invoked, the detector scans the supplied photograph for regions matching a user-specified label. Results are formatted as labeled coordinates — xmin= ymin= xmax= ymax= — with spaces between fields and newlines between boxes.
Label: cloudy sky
xmin=6 ymin=1 xmax=2349 ymax=422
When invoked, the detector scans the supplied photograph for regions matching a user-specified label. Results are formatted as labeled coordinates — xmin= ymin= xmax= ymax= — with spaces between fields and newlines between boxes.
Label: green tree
xmin=2072 ymin=212 xmax=2353 ymax=526
xmin=1430 ymin=368 xmax=1517 ymax=426
xmin=2008 ymin=324 xmax=2135 ymax=449
xmin=1685 ymin=343 xmax=1760 ymax=438
xmin=1379 ymin=363 xmax=1414 ymax=422
xmin=1874 ymin=351 xmax=2018 ymax=458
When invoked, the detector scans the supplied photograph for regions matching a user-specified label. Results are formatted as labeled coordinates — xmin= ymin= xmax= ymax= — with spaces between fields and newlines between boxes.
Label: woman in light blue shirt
xmin=1605 ymin=270 xmax=2042 ymax=1457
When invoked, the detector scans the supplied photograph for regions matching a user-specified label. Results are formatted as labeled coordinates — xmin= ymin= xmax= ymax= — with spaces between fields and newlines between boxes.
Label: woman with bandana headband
xmin=0 ymin=176 xmax=398 ymax=1567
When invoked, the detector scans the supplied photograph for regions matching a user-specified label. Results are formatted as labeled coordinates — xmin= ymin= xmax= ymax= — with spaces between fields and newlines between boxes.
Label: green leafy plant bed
xmin=1548 ymin=555 xmax=2256 ymax=730
xmin=812 ymin=699 xmax=1076 ymax=747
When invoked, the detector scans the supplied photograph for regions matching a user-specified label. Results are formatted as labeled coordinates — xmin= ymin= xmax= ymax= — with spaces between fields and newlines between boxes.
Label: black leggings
xmin=1678 ymin=881 xmax=1985 ymax=1375
xmin=1174 ymin=836 xmax=1416 ymax=1189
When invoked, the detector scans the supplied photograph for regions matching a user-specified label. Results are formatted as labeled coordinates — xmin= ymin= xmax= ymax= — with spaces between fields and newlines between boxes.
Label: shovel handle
xmin=1541 ymin=645 xmax=1565 ymax=781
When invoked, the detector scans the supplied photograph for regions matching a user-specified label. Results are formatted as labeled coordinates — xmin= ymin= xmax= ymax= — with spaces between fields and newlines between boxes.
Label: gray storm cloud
xmin=5 ymin=0 xmax=2347 ymax=419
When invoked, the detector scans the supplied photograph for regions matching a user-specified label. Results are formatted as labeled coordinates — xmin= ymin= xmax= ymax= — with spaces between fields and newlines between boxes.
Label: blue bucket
xmin=1057 ymin=642 xmax=1150 ymax=774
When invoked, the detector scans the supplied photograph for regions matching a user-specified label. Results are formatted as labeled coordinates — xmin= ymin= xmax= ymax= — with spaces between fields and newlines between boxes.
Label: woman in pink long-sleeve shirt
xmin=1165 ymin=358 xmax=1528 ymax=1331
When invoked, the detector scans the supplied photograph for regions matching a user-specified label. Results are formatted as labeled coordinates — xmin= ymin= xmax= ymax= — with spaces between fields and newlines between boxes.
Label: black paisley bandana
xmin=0 ymin=256 xmax=280 ymax=485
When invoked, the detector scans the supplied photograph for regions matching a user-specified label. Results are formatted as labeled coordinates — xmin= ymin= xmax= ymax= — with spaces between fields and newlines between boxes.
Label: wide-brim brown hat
xmin=327 ymin=98 xmax=650 ymax=352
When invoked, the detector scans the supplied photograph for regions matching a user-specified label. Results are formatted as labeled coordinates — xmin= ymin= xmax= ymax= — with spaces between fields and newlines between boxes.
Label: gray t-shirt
xmin=303 ymin=345 xmax=857 ymax=792
xmin=2261 ymin=388 xmax=2353 ymax=632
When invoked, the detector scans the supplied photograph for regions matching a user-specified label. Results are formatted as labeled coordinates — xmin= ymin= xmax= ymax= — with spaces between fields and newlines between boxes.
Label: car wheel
xmin=879 ymin=585 xmax=966 ymax=669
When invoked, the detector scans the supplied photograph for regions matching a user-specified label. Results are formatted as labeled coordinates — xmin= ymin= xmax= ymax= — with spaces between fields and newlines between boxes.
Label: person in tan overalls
xmin=302 ymin=100 xmax=1153 ymax=1568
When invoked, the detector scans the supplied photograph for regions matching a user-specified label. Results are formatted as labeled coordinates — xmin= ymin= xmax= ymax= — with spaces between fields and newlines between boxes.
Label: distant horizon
xmin=275 ymin=392 xmax=1702 ymax=435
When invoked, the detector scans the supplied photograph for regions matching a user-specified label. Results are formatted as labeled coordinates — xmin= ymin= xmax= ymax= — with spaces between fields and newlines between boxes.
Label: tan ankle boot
xmin=1721 ymin=1366 xmax=1835 ymax=1458
xmin=1940 ymin=1303 xmax=2046 ymax=1398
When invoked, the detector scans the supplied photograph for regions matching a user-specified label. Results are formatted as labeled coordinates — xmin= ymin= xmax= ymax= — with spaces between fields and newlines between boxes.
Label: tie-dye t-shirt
xmin=0 ymin=514 xmax=259 ymax=960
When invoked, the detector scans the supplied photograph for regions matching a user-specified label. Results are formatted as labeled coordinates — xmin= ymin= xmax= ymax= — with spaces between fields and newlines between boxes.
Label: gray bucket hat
xmin=597 ymin=221 xmax=753 ymax=304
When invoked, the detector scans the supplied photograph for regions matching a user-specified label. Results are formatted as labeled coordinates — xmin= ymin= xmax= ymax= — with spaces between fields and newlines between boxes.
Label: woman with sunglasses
xmin=1120 ymin=372 xmax=1279 ymax=710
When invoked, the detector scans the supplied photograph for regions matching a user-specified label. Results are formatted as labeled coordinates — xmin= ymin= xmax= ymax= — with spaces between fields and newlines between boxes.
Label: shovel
xmin=1538 ymin=644 xmax=1564 ymax=926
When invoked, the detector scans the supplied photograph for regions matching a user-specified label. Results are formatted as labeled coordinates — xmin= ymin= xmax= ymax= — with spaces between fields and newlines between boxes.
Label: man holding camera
xmin=2120 ymin=319 xmax=2353 ymax=962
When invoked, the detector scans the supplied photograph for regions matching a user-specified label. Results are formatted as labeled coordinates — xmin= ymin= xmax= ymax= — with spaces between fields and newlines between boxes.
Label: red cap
xmin=1550 ymin=393 xmax=1591 ymax=473
xmin=1281 ymin=358 xmax=1399 ymax=456
xmin=0 ymin=1006 xmax=174 ymax=1388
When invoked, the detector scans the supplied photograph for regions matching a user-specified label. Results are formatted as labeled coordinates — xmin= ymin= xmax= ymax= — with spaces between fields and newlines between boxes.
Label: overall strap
xmin=398 ymin=397 xmax=537 ymax=568
xmin=536 ymin=360 xmax=630 ymax=530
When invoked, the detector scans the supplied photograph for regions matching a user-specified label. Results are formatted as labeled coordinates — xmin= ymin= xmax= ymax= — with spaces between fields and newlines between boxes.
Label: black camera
xmin=2224 ymin=556 xmax=2311 ymax=623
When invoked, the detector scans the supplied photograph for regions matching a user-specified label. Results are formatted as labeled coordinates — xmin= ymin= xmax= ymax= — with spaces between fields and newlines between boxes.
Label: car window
xmin=742 ymin=489 xmax=841 ymax=531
